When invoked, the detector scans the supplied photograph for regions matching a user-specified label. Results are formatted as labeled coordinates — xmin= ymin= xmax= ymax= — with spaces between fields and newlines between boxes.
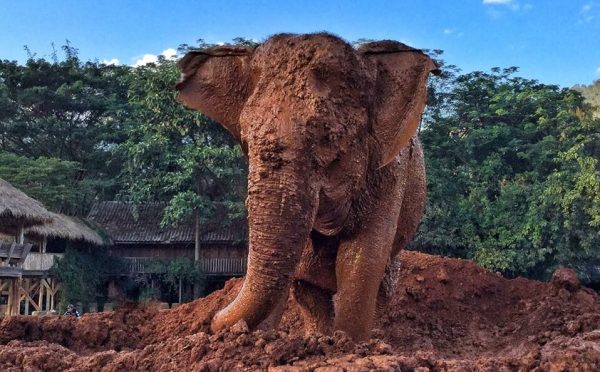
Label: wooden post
xmin=16 ymin=222 xmax=24 ymax=244
xmin=8 ymin=279 xmax=19 ymax=315
xmin=6 ymin=280 xmax=12 ymax=316
xmin=38 ymin=279 xmax=44 ymax=311
xmin=42 ymin=237 xmax=47 ymax=253
xmin=23 ymin=279 xmax=29 ymax=315
xmin=178 ymin=278 xmax=182 ymax=303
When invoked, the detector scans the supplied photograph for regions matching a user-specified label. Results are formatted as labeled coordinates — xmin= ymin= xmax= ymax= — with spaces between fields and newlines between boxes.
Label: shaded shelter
xmin=0 ymin=178 xmax=54 ymax=243
xmin=26 ymin=212 xmax=105 ymax=252
xmin=88 ymin=201 xmax=249 ymax=303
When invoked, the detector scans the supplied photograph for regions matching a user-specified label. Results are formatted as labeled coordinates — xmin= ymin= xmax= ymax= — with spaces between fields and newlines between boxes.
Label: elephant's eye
xmin=310 ymin=65 xmax=330 ymax=82
xmin=309 ymin=65 xmax=334 ymax=96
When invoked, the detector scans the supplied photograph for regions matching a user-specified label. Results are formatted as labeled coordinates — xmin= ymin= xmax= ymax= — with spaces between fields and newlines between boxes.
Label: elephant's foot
xmin=256 ymin=288 xmax=288 ymax=331
xmin=375 ymin=256 xmax=402 ymax=318
xmin=292 ymin=280 xmax=334 ymax=335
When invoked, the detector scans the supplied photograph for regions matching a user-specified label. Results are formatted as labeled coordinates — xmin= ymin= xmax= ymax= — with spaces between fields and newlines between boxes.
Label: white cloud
xmin=443 ymin=28 xmax=464 ymax=37
xmin=161 ymin=48 xmax=177 ymax=59
xmin=483 ymin=0 xmax=523 ymax=12
xmin=579 ymin=3 xmax=595 ymax=23
xmin=596 ymin=66 xmax=600 ymax=74
xmin=101 ymin=58 xmax=119 ymax=66
xmin=132 ymin=47 xmax=178 ymax=67
xmin=133 ymin=54 xmax=158 ymax=67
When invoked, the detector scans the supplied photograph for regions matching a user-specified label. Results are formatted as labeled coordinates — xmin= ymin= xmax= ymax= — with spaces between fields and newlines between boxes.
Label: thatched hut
xmin=25 ymin=212 xmax=105 ymax=252
xmin=0 ymin=178 xmax=54 ymax=243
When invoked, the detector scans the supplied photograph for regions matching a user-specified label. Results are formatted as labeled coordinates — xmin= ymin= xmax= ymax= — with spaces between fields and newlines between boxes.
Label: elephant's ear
xmin=176 ymin=46 xmax=255 ymax=88
xmin=358 ymin=41 xmax=439 ymax=168
xmin=177 ymin=52 xmax=209 ymax=84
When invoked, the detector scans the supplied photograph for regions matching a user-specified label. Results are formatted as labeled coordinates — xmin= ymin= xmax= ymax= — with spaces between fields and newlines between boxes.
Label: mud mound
xmin=1 ymin=251 xmax=599 ymax=371
xmin=0 ymin=304 xmax=158 ymax=354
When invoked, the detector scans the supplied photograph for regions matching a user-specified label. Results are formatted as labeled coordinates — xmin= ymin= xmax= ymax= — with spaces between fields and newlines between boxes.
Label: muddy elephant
xmin=176 ymin=33 xmax=438 ymax=341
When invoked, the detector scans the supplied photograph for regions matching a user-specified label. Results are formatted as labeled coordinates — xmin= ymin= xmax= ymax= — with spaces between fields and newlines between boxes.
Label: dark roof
xmin=87 ymin=201 xmax=247 ymax=244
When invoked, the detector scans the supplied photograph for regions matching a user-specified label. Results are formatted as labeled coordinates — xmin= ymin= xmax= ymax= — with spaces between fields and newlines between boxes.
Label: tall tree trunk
xmin=194 ymin=209 xmax=200 ymax=262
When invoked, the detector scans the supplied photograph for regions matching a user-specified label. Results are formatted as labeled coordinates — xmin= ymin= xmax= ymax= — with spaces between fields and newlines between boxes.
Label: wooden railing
xmin=122 ymin=256 xmax=247 ymax=276
xmin=123 ymin=257 xmax=162 ymax=274
xmin=17 ymin=253 xmax=247 ymax=276
xmin=22 ymin=253 xmax=63 ymax=271
xmin=197 ymin=257 xmax=247 ymax=276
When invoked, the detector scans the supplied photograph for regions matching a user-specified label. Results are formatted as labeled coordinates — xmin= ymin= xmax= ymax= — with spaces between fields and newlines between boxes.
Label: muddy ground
xmin=1 ymin=251 xmax=599 ymax=371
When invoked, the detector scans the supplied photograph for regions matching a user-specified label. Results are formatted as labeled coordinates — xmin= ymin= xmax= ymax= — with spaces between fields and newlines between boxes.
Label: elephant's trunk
xmin=211 ymin=156 xmax=318 ymax=331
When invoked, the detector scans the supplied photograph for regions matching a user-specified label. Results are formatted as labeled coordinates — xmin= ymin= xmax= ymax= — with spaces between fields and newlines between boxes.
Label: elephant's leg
xmin=375 ymin=257 xmax=402 ymax=319
xmin=376 ymin=138 xmax=426 ymax=316
xmin=256 ymin=287 xmax=289 ymax=331
xmin=334 ymin=195 xmax=403 ymax=341
xmin=292 ymin=233 xmax=338 ymax=335
xmin=292 ymin=280 xmax=334 ymax=334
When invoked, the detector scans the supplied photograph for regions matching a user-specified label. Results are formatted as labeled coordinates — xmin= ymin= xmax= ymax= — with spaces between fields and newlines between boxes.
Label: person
xmin=64 ymin=304 xmax=80 ymax=318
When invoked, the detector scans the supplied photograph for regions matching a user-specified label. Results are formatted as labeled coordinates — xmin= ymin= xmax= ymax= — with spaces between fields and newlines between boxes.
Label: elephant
xmin=176 ymin=33 xmax=439 ymax=341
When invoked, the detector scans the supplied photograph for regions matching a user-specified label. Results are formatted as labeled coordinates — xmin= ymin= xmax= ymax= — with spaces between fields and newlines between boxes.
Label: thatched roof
xmin=87 ymin=201 xmax=247 ymax=244
xmin=0 ymin=178 xmax=54 ymax=231
xmin=26 ymin=213 xmax=105 ymax=245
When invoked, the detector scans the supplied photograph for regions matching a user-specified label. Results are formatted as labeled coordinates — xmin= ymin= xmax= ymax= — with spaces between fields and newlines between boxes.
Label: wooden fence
xmin=123 ymin=256 xmax=247 ymax=276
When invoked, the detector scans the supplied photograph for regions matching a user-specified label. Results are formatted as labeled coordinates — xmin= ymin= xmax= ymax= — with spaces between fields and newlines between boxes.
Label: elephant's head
xmin=176 ymin=33 xmax=438 ymax=332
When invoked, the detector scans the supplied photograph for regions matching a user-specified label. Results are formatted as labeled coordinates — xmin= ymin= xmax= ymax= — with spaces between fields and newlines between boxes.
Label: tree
xmin=414 ymin=67 xmax=600 ymax=278
xmin=50 ymin=247 xmax=125 ymax=311
xmin=119 ymin=55 xmax=247 ymax=261
xmin=574 ymin=80 xmax=600 ymax=117
xmin=0 ymin=43 xmax=130 ymax=211
xmin=0 ymin=152 xmax=91 ymax=213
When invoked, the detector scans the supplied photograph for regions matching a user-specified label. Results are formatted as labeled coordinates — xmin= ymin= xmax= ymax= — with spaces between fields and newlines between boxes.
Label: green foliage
xmin=0 ymin=44 xmax=130 ymax=214
xmin=415 ymin=66 xmax=600 ymax=278
xmin=131 ymin=257 xmax=206 ymax=301
xmin=118 ymin=56 xmax=247 ymax=228
xmin=0 ymin=151 xmax=91 ymax=212
xmin=49 ymin=248 xmax=125 ymax=309
xmin=574 ymin=79 xmax=600 ymax=117
xmin=138 ymin=287 xmax=161 ymax=303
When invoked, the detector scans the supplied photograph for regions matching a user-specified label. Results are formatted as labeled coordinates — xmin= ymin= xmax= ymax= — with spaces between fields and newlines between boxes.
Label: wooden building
xmin=87 ymin=201 xmax=248 ymax=278
xmin=0 ymin=178 xmax=58 ymax=316
xmin=1 ymin=213 xmax=105 ymax=316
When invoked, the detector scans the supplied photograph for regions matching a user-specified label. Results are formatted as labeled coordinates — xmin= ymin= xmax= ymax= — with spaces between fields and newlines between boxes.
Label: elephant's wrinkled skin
xmin=176 ymin=33 xmax=438 ymax=341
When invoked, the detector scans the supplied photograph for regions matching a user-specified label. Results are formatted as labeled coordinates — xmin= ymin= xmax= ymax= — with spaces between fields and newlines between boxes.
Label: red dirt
xmin=2 ymin=251 xmax=599 ymax=371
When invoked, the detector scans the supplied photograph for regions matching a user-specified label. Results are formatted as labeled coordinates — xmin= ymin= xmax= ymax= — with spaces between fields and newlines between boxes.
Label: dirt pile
xmin=1 ymin=251 xmax=599 ymax=371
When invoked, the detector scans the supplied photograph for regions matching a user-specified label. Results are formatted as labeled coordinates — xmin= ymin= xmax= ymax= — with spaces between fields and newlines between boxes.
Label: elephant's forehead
xmin=254 ymin=34 xmax=354 ymax=65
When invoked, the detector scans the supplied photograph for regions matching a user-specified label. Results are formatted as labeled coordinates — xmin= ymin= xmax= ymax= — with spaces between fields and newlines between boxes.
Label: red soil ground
xmin=1 ymin=251 xmax=599 ymax=371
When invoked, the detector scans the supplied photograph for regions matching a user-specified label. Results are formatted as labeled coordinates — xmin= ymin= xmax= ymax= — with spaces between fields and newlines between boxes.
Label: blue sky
xmin=1 ymin=0 xmax=599 ymax=87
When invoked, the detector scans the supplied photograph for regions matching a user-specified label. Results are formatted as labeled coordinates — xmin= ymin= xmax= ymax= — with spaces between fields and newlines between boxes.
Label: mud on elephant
xmin=176 ymin=33 xmax=439 ymax=341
